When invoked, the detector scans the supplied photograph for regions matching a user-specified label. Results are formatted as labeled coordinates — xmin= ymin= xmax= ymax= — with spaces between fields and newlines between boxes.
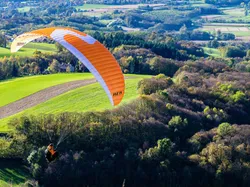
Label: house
xmin=59 ymin=63 xmax=75 ymax=72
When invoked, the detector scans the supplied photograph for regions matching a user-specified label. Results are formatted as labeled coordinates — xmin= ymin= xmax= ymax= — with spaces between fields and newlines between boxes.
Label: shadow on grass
xmin=0 ymin=160 xmax=30 ymax=184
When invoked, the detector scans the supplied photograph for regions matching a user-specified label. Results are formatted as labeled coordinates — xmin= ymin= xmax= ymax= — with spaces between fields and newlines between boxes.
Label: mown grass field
xmin=0 ymin=74 xmax=151 ymax=132
xmin=0 ymin=43 xmax=56 ymax=58
xmin=0 ymin=73 xmax=94 ymax=108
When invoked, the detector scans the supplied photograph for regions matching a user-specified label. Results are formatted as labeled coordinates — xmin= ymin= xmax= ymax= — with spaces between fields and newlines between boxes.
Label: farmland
xmin=199 ymin=7 xmax=250 ymax=38
xmin=200 ymin=8 xmax=250 ymax=22
xmin=200 ymin=24 xmax=250 ymax=37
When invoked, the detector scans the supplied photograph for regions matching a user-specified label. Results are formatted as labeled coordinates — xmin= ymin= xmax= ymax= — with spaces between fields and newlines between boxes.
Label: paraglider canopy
xmin=11 ymin=27 xmax=125 ymax=106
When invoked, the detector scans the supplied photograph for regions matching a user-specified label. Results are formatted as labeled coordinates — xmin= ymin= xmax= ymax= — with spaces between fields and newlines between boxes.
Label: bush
xmin=138 ymin=76 xmax=173 ymax=95
xmin=168 ymin=116 xmax=188 ymax=131
xmin=149 ymin=57 xmax=179 ymax=77
xmin=220 ymin=46 xmax=246 ymax=58
xmin=217 ymin=123 xmax=234 ymax=137
xmin=220 ymin=33 xmax=235 ymax=40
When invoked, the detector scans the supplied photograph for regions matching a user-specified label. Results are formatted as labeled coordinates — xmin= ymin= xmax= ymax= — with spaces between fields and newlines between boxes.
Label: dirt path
xmin=0 ymin=79 xmax=96 ymax=119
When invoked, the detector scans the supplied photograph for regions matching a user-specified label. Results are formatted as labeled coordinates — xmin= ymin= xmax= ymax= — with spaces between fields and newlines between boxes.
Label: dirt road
xmin=0 ymin=79 xmax=96 ymax=119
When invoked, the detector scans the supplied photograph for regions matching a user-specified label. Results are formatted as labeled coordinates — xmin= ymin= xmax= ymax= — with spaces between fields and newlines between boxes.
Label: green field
xmin=74 ymin=4 xmax=112 ymax=10
xmin=204 ymin=7 xmax=250 ymax=22
xmin=198 ymin=7 xmax=250 ymax=38
xmin=99 ymin=19 xmax=113 ymax=25
xmin=17 ymin=6 xmax=32 ymax=13
xmin=0 ymin=43 xmax=56 ymax=58
xmin=0 ymin=161 xmax=30 ymax=187
xmin=191 ymin=3 xmax=212 ymax=7
xmin=229 ymin=31 xmax=250 ymax=37
xmin=203 ymin=47 xmax=221 ymax=57
xmin=0 ymin=73 xmax=94 ymax=108
xmin=0 ymin=74 xmax=150 ymax=132
xmin=12 ymin=76 xmax=146 ymax=114
xmin=200 ymin=25 xmax=250 ymax=37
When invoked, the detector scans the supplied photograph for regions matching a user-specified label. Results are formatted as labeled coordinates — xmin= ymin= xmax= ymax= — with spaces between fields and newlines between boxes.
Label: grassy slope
xmin=0 ymin=74 xmax=150 ymax=132
xmin=17 ymin=76 xmax=148 ymax=114
xmin=0 ymin=43 xmax=56 ymax=58
xmin=0 ymin=73 xmax=94 ymax=108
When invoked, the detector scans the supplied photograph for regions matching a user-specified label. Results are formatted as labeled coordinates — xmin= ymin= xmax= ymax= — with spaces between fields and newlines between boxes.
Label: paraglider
xmin=11 ymin=27 xmax=125 ymax=163
xmin=45 ymin=143 xmax=59 ymax=162
xmin=11 ymin=27 xmax=125 ymax=106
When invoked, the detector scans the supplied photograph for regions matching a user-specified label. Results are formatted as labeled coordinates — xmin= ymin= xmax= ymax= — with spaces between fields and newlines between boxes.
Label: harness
xmin=49 ymin=149 xmax=56 ymax=156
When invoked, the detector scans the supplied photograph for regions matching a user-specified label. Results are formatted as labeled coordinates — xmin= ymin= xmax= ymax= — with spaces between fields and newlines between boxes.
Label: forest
xmin=1 ymin=58 xmax=249 ymax=186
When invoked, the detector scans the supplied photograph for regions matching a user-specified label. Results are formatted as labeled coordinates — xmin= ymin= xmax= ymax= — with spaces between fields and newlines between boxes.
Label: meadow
xmin=0 ymin=74 xmax=150 ymax=132
xmin=0 ymin=73 xmax=94 ymax=108
xmin=0 ymin=43 xmax=56 ymax=58
xmin=203 ymin=47 xmax=221 ymax=57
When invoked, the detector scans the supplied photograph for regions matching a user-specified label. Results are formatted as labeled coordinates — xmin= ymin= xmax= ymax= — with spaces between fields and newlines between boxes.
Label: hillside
xmin=0 ymin=73 xmax=94 ymax=108
xmin=0 ymin=74 xmax=150 ymax=132
xmin=0 ymin=79 xmax=97 ymax=119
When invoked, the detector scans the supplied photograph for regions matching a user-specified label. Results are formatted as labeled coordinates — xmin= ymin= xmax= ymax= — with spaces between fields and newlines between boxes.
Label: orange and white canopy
xmin=11 ymin=27 xmax=125 ymax=106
